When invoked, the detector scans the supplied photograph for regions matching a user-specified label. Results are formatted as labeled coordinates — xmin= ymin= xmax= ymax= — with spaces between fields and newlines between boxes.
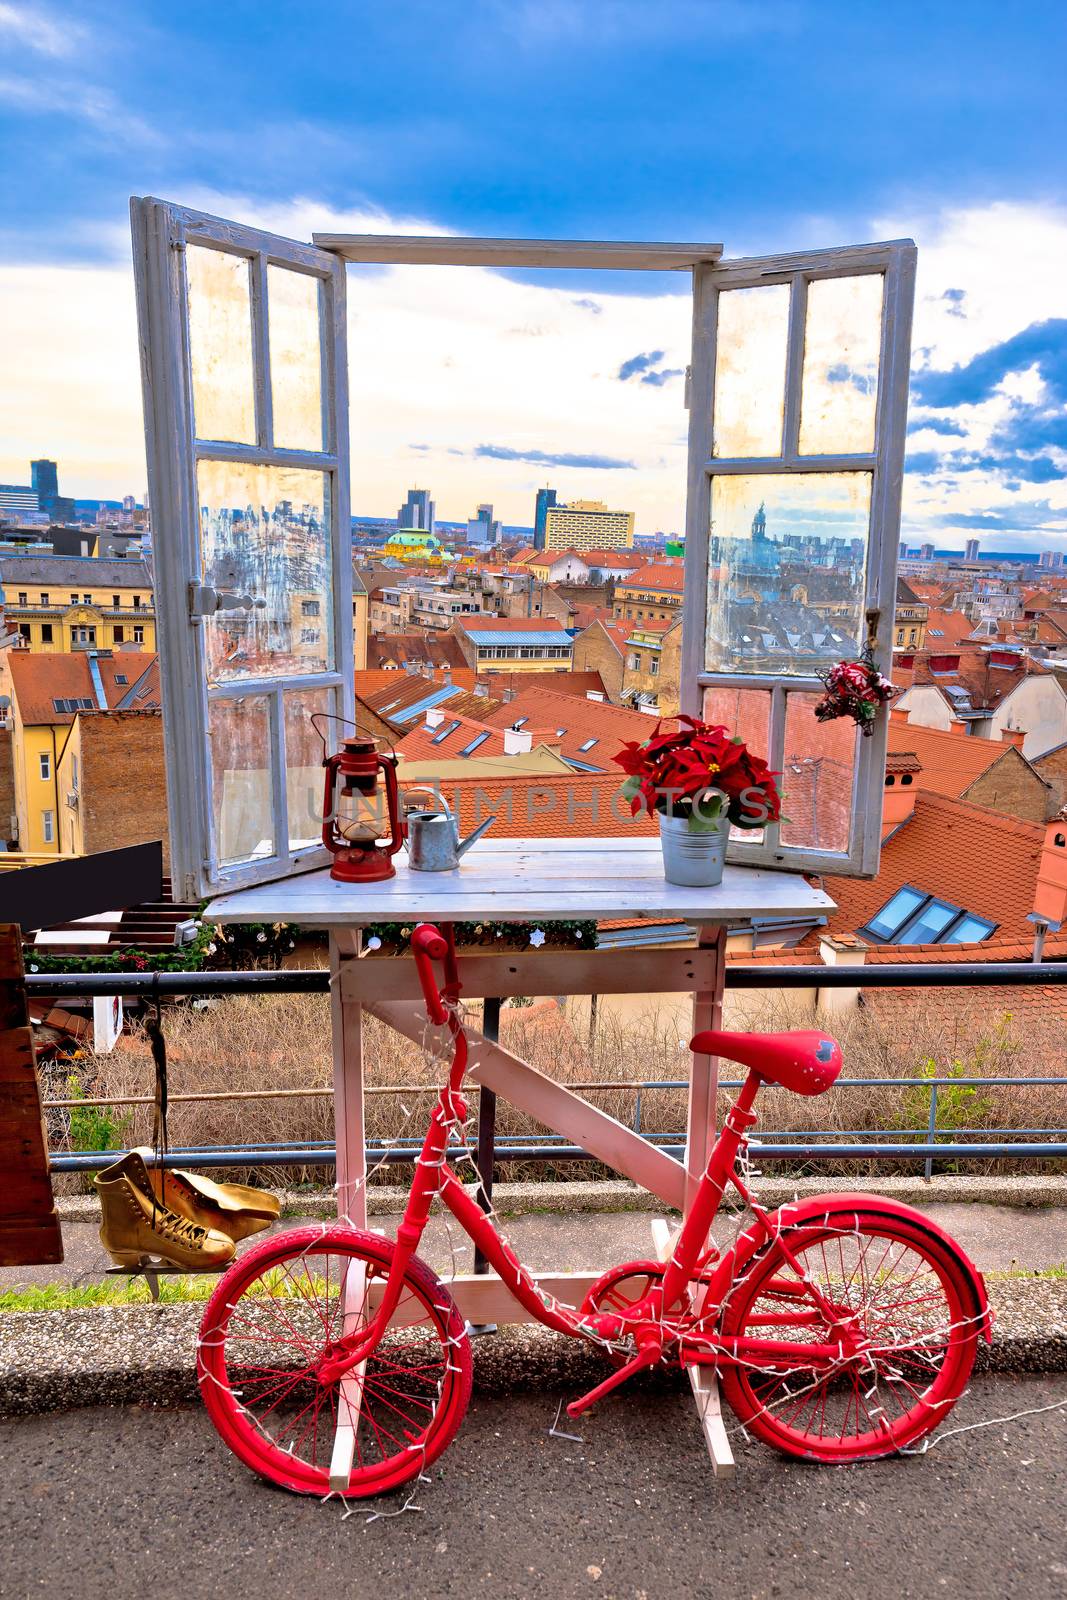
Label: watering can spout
xmin=456 ymin=815 xmax=496 ymax=857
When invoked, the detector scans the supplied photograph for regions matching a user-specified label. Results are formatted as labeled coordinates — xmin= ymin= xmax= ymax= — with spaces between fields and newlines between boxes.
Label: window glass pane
xmin=798 ymin=274 xmax=883 ymax=455
xmin=700 ymin=684 xmax=770 ymax=844
xmin=705 ymin=473 xmax=871 ymax=675
xmin=186 ymin=245 xmax=256 ymax=445
xmin=779 ymin=692 xmax=855 ymax=853
xmin=210 ymin=695 xmax=273 ymax=868
xmin=284 ymin=685 xmax=333 ymax=852
xmin=899 ymin=900 xmax=958 ymax=945
xmin=268 ymin=266 xmax=325 ymax=452
xmin=712 ymin=284 xmax=790 ymax=458
xmin=866 ymin=886 xmax=925 ymax=940
xmin=197 ymin=461 xmax=333 ymax=682
xmin=942 ymin=914 xmax=994 ymax=945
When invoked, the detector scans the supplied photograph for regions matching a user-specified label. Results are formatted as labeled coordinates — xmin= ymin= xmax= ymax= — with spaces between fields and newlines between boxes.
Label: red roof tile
xmin=884 ymin=719 xmax=1031 ymax=799
xmin=615 ymin=563 xmax=686 ymax=593
xmin=479 ymin=684 xmax=661 ymax=770
xmin=9 ymin=651 xmax=159 ymax=726
xmin=811 ymin=791 xmax=1045 ymax=948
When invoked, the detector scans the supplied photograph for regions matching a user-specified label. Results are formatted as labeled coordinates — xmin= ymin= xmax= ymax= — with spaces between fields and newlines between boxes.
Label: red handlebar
xmin=412 ymin=923 xmax=449 ymax=1024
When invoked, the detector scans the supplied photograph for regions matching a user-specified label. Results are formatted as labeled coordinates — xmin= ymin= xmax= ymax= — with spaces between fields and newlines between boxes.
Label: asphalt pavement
xmin=2 ymin=1375 xmax=1065 ymax=1600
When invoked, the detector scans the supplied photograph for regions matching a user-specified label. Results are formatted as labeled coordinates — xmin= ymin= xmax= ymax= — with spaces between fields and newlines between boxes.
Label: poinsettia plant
xmin=613 ymin=715 xmax=782 ymax=834
xmin=814 ymin=651 xmax=896 ymax=737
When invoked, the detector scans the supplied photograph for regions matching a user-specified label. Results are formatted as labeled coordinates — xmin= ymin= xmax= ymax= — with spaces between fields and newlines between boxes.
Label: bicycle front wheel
xmin=718 ymin=1205 xmax=980 ymax=1462
xmin=198 ymin=1225 xmax=472 ymax=1498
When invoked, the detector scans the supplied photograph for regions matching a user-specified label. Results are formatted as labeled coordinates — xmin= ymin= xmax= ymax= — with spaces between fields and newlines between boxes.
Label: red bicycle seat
xmin=690 ymin=1029 xmax=842 ymax=1097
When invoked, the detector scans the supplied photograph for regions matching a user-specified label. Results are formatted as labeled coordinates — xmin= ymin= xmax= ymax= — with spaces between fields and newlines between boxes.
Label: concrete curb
xmin=53 ymin=1173 xmax=1067 ymax=1224
xmin=1 ymin=1279 xmax=1063 ymax=1418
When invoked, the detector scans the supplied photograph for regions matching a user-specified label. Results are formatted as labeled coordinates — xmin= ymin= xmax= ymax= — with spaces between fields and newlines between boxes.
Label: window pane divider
xmin=268 ymin=688 xmax=287 ymax=867
xmin=194 ymin=441 xmax=338 ymax=470
xmin=781 ymin=271 xmax=807 ymax=457
xmin=207 ymin=670 xmax=343 ymax=700
xmin=251 ymin=254 xmax=274 ymax=450
xmin=705 ymin=453 xmax=878 ymax=474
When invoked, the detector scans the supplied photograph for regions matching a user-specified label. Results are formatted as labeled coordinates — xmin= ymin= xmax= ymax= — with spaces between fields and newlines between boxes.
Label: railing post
xmin=924 ymin=1081 xmax=939 ymax=1180
xmin=473 ymin=995 xmax=500 ymax=1276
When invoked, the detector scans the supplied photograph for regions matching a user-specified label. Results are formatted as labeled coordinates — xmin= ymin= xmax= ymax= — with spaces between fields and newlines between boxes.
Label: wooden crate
xmin=0 ymin=924 xmax=63 ymax=1267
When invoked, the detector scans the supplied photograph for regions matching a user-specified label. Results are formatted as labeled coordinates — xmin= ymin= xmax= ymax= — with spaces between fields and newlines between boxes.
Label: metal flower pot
xmin=658 ymin=811 xmax=727 ymax=887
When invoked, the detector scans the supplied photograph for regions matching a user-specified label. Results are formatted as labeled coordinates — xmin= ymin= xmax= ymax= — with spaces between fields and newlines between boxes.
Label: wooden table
xmin=205 ymin=837 xmax=834 ymax=1482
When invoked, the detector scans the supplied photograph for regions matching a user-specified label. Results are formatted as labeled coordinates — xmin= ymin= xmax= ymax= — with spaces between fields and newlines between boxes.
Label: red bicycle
xmin=197 ymin=923 xmax=991 ymax=1497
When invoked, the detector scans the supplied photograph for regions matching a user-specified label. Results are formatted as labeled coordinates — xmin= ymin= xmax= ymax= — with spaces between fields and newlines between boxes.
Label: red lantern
xmin=321 ymin=735 xmax=404 ymax=882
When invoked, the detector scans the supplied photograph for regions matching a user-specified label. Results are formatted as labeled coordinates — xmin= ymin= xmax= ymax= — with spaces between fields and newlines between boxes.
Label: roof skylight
xmin=863 ymin=883 xmax=996 ymax=946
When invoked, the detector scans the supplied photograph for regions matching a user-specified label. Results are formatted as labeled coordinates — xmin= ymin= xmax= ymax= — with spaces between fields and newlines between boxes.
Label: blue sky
xmin=1 ymin=0 xmax=1065 ymax=543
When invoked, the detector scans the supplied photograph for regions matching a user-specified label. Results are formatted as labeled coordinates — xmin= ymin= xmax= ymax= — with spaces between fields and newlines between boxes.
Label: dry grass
xmin=47 ymin=984 xmax=1066 ymax=1187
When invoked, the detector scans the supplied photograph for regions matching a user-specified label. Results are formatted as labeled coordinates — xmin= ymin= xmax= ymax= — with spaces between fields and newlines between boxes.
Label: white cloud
xmin=0 ymin=2 xmax=82 ymax=58
xmin=1 ymin=192 xmax=1064 ymax=546
xmin=0 ymin=194 xmax=692 ymax=529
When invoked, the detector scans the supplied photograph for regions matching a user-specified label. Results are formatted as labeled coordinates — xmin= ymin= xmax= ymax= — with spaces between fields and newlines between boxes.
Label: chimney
xmin=503 ymin=727 xmax=533 ymax=756
xmin=425 ymin=707 xmax=445 ymax=729
xmin=1031 ymin=813 xmax=1067 ymax=932
xmin=948 ymin=717 xmax=968 ymax=734
xmin=1000 ymin=726 xmax=1027 ymax=748
xmin=889 ymin=706 xmax=910 ymax=725
xmin=882 ymin=770 xmax=917 ymax=833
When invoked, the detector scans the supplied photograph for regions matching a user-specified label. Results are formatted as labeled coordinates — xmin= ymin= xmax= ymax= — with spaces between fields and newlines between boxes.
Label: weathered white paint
xmin=312 ymin=236 xmax=724 ymax=270
xmin=682 ymin=240 xmax=917 ymax=881
xmin=204 ymin=839 xmax=836 ymax=927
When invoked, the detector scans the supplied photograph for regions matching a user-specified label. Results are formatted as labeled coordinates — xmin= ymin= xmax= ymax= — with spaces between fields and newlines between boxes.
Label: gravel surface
xmin=2 ymin=1376 xmax=1065 ymax=1600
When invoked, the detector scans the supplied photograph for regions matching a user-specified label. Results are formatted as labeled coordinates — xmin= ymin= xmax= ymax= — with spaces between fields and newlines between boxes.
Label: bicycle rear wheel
xmin=718 ymin=1206 xmax=980 ymax=1462
xmin=197 ymin=1225 xmax=472 ymax=1498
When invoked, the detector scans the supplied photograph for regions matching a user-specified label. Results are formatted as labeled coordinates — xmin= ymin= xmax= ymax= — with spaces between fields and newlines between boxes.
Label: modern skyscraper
xmin=466 ymin=503 xmax=501 ymax=546
xmin=964 ymin=538 xmax=980 ymax=561
xmin=919 ymin=542 xmax=934 ymax=560
xmin=533 ymin=487 xmax=557 ymax=551
xmin=31 ymin=459 xmax=59 ymax=505
xmin=397 ymin=487 xmax=435 ymax=533
xmin=544 ymin=499 xmax=635 ymax=551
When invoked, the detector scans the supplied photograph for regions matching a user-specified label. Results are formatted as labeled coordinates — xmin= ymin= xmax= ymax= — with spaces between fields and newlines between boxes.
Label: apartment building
xmin=450 ymin=616 xmax=574 ymax=673
xmin=6 ymin=650 xmax=160 ymax=854
xmin=0 ymin=555 xmax=155 ymax=654
xmin=611 ymin=562 xmax=685 ymax=625
xmin=543 ymin=500 xmax=635 ymax=552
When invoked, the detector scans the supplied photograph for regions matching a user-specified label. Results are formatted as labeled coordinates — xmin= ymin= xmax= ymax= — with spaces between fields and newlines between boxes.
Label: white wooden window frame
xmin=131 ymin=198 xmax=353 ymax=900
xmin=679 ymin=240 xmax=917 ymax=878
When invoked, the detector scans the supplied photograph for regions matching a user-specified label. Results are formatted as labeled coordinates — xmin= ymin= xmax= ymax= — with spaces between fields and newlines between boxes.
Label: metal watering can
xmin=404 ymin=789 xmax=496 ymax=872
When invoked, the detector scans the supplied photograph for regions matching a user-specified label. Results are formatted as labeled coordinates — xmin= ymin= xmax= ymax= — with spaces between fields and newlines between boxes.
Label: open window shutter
xmin=131 ymin=198 xmax=353 ymax=899
xmin=680 ymin=240 xmax=917 ymax=877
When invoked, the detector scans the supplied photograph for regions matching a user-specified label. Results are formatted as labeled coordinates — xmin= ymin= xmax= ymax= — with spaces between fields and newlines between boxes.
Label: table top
xmin=204 ymin=837 xmax=835 ymax=927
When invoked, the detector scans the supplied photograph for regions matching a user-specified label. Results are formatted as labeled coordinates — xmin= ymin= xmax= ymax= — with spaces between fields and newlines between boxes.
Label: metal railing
xmin=31 ymin=961 xmax=1067 ymax=1184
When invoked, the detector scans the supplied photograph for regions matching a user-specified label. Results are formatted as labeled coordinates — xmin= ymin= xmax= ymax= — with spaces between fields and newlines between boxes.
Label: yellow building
xmin=6 ymin=650 xmax=159 ymax=855
xmin=0 ymin=555 xmax=156 ymax=654
xmin=352 ymin=569 xmax=368 ymax=671
xmin=544 ymin=500 xmax=635 ymax=552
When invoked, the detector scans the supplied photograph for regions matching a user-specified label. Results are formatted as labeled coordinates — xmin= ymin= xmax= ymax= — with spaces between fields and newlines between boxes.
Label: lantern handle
xmin=310 ymin=711 xmax=397 ymax=766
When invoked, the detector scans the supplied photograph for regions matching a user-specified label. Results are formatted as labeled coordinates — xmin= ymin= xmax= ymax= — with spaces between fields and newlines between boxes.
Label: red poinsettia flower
xmin=613 ymin=714 xmax=781 ymax=828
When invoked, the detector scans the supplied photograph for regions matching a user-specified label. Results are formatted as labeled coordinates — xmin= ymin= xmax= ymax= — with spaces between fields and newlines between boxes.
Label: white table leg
xmin=328 ymin=1255 xmax=368 ymax=1492
xmin=328 ymin=928 xmax=368 ymax=1490
xmin=651 ymin=1216 xmax=735 ymax=1479
xmin=673 ymin=925 xmax=736 ymax=1478
xmin=330 ymin=929 xmax=367 ymax=1229
xmin=685 ymin=924 xmax=725 ymax=1212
